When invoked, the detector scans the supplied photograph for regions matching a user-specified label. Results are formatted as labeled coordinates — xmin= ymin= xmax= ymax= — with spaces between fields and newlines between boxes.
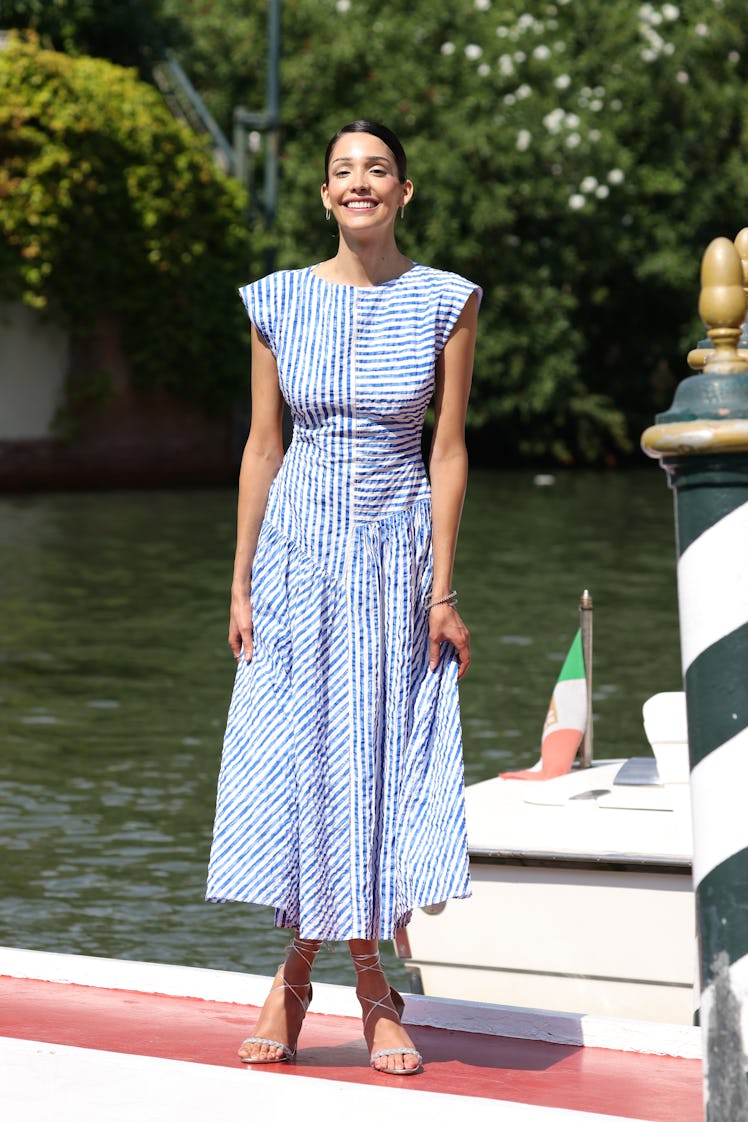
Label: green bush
xmin=166 ymin=0 xmax=748 ymax=461
xmin=0 ymin=33 xmax=254 ymax=410
xmin=1 ymin=0 xmax=182 ymax=73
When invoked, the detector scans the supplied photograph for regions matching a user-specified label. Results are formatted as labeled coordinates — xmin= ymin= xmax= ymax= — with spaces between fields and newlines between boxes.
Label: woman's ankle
xmin=283 ymin=935 xmax=320 ymax=986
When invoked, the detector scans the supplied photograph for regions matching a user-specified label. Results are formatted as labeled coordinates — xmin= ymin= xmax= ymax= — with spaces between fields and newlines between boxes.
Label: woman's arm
xmin=427 ymin=291 xmax=479 ymax=680
xmin=229 ymin=325 xmax=285 ymax=661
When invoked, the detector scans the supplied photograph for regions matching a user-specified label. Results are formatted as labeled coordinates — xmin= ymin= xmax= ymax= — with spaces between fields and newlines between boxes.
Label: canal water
xmin=0 ymin=470 xmax=681 ymax=989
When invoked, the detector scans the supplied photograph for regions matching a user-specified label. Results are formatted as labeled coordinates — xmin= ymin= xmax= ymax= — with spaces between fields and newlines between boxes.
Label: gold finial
xmin=734 ymin=228 xmax=748 ymax=294
xmin=698 ymin=237 xmax=748 ymax=375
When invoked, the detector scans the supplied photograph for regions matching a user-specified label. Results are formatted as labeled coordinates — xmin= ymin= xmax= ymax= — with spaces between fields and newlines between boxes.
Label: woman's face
xmin=321 ymin=132 xmax=413 ymax=232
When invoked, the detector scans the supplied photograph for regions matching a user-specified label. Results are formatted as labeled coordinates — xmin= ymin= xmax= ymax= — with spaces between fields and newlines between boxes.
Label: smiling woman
xmin=206 ymin=120 xmax=481 ymax=1075
xmin=322 ymin=118 xmax=414 ymax=241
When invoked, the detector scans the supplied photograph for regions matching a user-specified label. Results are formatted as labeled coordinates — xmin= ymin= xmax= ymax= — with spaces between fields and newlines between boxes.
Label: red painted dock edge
xmin=0 ymin=976 xmax=702 ymax=1120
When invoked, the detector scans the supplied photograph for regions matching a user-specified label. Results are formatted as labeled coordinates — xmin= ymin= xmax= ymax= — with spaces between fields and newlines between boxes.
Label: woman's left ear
xmin=401 ymin=179 xmax=414 ymax=210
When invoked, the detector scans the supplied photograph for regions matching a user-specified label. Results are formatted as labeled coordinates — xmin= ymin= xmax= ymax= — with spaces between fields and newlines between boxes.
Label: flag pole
xmin=579 ymin=589 xmax=593 ymax=768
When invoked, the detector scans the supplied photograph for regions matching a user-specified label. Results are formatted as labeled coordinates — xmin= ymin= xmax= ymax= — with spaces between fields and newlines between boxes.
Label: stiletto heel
xmin=351 ymin=952 xmax=422 ymax=1075
xmin=239 ymin=936 xmax=318 ymax=1064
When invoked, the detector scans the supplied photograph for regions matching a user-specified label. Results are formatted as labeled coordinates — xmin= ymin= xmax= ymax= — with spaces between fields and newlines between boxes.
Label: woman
xmin=207 ymin=121 xmax=480 ymax=1075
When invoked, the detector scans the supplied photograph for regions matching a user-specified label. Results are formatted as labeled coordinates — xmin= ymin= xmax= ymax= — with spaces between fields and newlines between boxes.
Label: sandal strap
xmin=351 ymin=951 xmax=381 ymax=969
xmin=285 ymin=935 xmax=320 ymax=972
xmin=240 ymin=1036 xmax=294 ymax=1060
xmin=269 ymin=972 xmax=312 ymax=1014
xmin=370 ymin=1047 xmax=422 ymax=1062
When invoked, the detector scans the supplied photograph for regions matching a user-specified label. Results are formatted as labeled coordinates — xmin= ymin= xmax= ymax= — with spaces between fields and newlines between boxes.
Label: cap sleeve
xmin=435 ymin=273 xmax=482 ymax=356
xmin=238 ymin=273 xmax=278 ymax=356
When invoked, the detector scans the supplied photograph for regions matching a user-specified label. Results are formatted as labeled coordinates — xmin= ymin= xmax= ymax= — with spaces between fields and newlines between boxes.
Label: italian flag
xmin=501 ymin=629 xmax=587 ymax=781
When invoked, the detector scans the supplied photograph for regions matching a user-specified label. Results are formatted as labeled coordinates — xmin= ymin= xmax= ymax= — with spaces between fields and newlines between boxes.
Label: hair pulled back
xmin=324 ymin=120 xmax=408 ymax=184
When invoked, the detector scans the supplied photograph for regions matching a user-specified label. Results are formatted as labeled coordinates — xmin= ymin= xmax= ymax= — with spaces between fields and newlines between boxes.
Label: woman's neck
xmin=319 ymin=236 xmax=411 ymax=288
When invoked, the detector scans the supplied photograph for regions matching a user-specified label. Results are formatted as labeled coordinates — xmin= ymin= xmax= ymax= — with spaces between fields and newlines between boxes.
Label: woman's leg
xmin=349 ymin=938 xmax=422 ymax=1073
xmin=238 ymin=934 xmax=320 ymax=1061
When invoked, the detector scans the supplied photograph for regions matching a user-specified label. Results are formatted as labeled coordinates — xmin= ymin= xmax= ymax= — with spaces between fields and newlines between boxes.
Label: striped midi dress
xmin=206 ymin=263 xmax=481 ymax=940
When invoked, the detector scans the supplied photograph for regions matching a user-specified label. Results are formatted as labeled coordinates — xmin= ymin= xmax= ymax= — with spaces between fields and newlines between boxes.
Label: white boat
xmin=396 ymin=692 xmax=697 ymax=1024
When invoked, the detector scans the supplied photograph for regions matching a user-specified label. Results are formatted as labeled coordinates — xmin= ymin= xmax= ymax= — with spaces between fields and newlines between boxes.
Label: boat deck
xmin=0 ymin=950 xmax=703 ymax=1122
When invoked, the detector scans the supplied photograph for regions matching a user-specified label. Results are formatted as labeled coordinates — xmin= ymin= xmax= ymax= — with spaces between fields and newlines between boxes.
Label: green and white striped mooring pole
xmin=642 ymin=233 xmax=748 ymax=1121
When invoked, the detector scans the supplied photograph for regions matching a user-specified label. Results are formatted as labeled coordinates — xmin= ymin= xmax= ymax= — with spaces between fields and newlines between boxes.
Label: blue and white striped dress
xmin=206 ymin=263 xmax=480 ymax=940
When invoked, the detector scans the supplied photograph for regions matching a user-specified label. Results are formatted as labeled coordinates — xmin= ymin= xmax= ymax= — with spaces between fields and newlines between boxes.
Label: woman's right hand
xmin=229 ymin=593 xmax=254 ymax=663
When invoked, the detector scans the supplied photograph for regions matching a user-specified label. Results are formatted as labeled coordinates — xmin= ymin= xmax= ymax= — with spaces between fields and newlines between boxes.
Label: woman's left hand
xmin=429 ymin=604 xmax=471 ymax=680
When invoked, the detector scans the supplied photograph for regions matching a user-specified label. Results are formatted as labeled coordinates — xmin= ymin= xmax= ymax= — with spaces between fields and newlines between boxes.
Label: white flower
xmin=516 ymin=129 xmax=532 ymax=151
xmin=610 ymin=98 xmax=623 ymax=110
xmin=676 ymin=69 xmax=689 ymax=83
xmin=465 ymin=43 xmax=483 ymax=60
xmin=593 ymin=86 xmax=605 ymax=97
xmin=474 ymin=0 xmax=491 ymax=9
xmin=533 ymin=45 xmax=551 ymax=60
xmin=588 ymin=129 xmax=601 ymax=142
xmin=566 ymin=132 xmax=581 ymax=148
xmin=554 ymin=73 xmax=571 ymax=89
xmin=504 ymin=93 xmax=516 ymax=105
xmin=478 ymin=62 xmax=491 ymax=76
xmin=590 ymin=99 xmax=603 ymax=112
xmin=498 ymin=54 xmax=515 ymax=75
xmin=694 ymin=22 xmax=709 ymax=37
xmin=564 ymin=112 xmax=580 ymax=128
xmin=496 ymin=25 xmax=509 ymax=37
xmin=641 ymin=48 xmax=656 ymax=62
xmin=568 ymin=194 xmax=586 ymax=209
xmin=595 ymin=185 xmax=610 ymax=199
xmin=543 ymin=107 xmax=565 ymax=133
xmin=554 ymin=40 xmax=566 ymax=52
xmin=729 ymin=50 xmax=741 ymax=63
xmin=662 ymin=3 xmax=679 ymax=19
xmin=441 ymin=41 xmax=456 ymax=55
xmin=335 ymin=0 xmax=351 ymax=10
xmin=580 ymin=176 xmax=598 ymax=192
xmin=514 ymin=51 xmax=526 ymax=63
xmin=607 ymin=168 xmax=625 ymax=185
xmin=515 ymin=83 xmax=532 ymax=99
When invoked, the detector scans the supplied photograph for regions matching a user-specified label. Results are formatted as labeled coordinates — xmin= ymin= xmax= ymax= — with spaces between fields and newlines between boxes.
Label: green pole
xmin=642 ymin=235 xmax=748 ymax=1120
xmin=264 ymin=0 xmax=281 ymax=272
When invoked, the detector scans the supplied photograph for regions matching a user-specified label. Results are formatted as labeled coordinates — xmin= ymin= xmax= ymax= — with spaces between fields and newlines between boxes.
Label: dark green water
xmin=0 ymin=471 xmax=681 ymax=988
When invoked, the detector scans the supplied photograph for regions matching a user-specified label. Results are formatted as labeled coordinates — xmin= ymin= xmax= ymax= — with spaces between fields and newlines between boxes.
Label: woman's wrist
xmin=426 ymin=589 xmax=458 ymax=610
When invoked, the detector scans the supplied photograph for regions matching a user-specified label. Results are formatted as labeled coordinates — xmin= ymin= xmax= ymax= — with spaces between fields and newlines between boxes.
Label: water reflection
xmin=0 ymin=472 xmax=681 ymax=986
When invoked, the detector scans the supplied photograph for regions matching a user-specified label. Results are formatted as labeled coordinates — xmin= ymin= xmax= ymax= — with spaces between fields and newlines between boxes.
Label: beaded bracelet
xmin=426 ymin=590 xmax=458 ymax=611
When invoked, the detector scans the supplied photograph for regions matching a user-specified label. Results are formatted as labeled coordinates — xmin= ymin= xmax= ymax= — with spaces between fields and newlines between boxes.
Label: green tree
xmin=165 ymin=0 xmax=748 ymax=462
xmin=0 ymin=0 xmax=182 ymax=72
xmin=0 ymin=33 xmax=254 ymax=409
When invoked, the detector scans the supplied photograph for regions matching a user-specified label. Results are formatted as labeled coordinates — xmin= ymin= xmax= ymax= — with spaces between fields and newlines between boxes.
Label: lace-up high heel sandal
xmin=351 ymin=950 xmax=423 ymax=1075
xmin=239 ymin=936 xmax=318 ymax=1064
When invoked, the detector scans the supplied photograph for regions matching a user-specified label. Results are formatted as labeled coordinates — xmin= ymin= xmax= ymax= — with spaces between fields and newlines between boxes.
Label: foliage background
xmin=3 ymin=0 xmax=748 ymax=459
xmin=0 ymin=33 xmax=252 ymax=409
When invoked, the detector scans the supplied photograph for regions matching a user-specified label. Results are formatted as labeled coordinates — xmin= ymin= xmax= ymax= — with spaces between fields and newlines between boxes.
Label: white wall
xmin=0 ymin=303 xmax=68 ymax=439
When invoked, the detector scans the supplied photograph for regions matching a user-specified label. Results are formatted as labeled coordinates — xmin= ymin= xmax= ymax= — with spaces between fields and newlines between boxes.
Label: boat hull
xmin=397 ymin=762 xmax=696 ymax=1023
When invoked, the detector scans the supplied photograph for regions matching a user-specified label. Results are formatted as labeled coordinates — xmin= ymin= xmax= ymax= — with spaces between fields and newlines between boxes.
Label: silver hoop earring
xmin=325 ymin=208 xmax=331 ymax=222
xmin=400 ymin=206 xmax=405 ymax=220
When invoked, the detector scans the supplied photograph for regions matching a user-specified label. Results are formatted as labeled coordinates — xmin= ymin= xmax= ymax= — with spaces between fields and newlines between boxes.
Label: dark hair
xmin=324 ymin=120 xmax=408 ymax=184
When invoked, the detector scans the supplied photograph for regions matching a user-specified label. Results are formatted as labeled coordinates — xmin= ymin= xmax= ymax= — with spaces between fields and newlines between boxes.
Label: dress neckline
xmin=306 ymin=262 xmax=422 ymax=291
